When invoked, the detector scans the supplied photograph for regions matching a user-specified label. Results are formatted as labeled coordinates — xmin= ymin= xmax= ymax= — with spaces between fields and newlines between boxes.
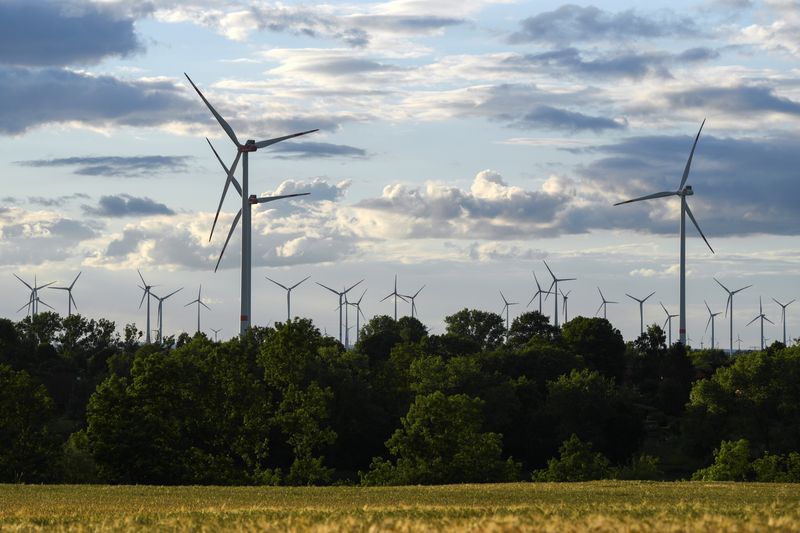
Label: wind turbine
xmin=266 ymin=275 xmax=310 ymax=322
xmin=14 ymin=274 xmax=55 ymax=318
xmin=316 ymin=280 xmax=363 ymax=344
xmin=736 ymin=334 xmax=743 ymax=352
xmin=704 ymin=300 xmax=722 ymax=350
xmin=560 ymin=289 xmax=572 ymax=323
xmin=614 ymin=120 xmax=714 ymax=345
xmin=153 ymin=288 xmax=183 ymax=343
xmin=626 ymin=291 xmax=656 ymax=337
xmin=137 ymin=270 xmax=157 ymax=344
xmin=596 ymin=287 xmax=617 ymax=320
xmin=715 ymin=278 xmax=752 ymax=355
xmin=527 ymin=272 xmax=551 ymax=315
xmin=347 ymin=289 xmax=367 ymax=345
xmin=543 ymin=261 xmax=575 ymax=328
xmin=380 ymin=275 xmax=408 ymax=321
xmin=185 ymin=73 xmax=317 ymax=337
xmin=500 ymin=291 xmax=518 ymax=340
xmin=660 ymin=302 xmax=679 ymax=346
xmin=211 ymin=327 xmax=222 ymax=341
xmin=401 ymin=285 xmax=425 ymax=319
xmin=49 ymin=272 xmax=81 ymax=316
xmin=184 ymin=285 xmax=211 ymax=334
xmin=772 ymin=297 xmax=795 ymax=346
xmin=746 ymin=297 xmax=774 ymax=350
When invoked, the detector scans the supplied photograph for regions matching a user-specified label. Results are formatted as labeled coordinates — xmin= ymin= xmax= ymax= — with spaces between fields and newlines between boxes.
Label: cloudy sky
xmin=1 ymin=0 xmax=798 ymax=347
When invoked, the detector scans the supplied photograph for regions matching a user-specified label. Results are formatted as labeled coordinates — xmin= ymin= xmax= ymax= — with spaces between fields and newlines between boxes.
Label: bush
xmin=614 ymin=454 xmax=663 ymax=480
xmin=691 ymin=439 xmax=751 ymax=481
xmin=752 ymin=452 xmax=800 ymax=482
xmin=533 ymin=434 xmax=611 ymax=482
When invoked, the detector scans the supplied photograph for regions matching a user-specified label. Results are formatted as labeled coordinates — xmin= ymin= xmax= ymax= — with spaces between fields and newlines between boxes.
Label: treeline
xmin=1 ymin=310 xmax=799 ymax=485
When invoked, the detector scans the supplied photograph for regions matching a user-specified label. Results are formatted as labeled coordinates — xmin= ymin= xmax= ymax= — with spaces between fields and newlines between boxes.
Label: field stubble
xmin=1 ymin=481 xmax=799 ymax=532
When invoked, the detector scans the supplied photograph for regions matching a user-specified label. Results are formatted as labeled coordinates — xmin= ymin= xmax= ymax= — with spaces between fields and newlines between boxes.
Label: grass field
xmin=2 ymin=482 xmax=800 ymax=531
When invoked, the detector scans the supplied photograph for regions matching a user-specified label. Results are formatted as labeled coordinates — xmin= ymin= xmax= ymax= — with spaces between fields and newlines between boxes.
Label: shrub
xmin=533 ymin=434 xmax=611 ymax=482
xmin=691 ymin=439 xmax=751 ymax=481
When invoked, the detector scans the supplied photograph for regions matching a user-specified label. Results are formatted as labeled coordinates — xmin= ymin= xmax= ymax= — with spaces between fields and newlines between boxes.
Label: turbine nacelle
xmin=681 ymin=185 xmax=694 ymax=196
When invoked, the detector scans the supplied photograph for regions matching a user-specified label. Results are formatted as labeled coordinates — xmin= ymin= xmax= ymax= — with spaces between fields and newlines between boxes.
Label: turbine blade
xmin=214 ymin=209 xmax=242 ymax=273
xmin=38 ymin=299 xmax=55 ymax=310
xmin=344 ymin=279 xmax=363 ymax=293
xmin=316 ymin=282 xmax=340 ymax=296
xmin=13 ymin=274 xmax=33 ymax=291
xmin=733 ymin=285 xmax=753 ymax=295
xmin=253 ymin=129 xmax=318 ymax=149
xmin=414 ymin=285 xmax=425 ymax=298
xmin=207 ymin=139 xmax=243 ymax=195
xmin=661 ymin=302 xmax=668 ymax=315
xmin=527 ymin=294 xmax=537 ymax=307
xmin=543 ymin=260 xmax=556 ymax=280
xmin=201 ymin=302 xmax=211 ymax=310
xmin=595 ymin=302 xmax=604 ymax=316
xmin=70 ymin=271 xmax=82 ymax=289
xmin=184 ymin=73 xmax=240 ymax=147
xmin=705 ymin=315 xmax=712 ymax=334
xmin=379 ymin=293 xmax=393 ymax=302
xmin=725 ymin=294 xmax=731 ymax=318
xmin=685 ymin=202 xmax=714 ymax=253
xmin=209 ymin=149 xmax=242 ymax=242
xmin=265 ymin=276 xmax=289 ymax=290
xmin=252 ymin=192 xmax=310 ymax=204
xmin=679 ymin=118 xmax=706 ymax=190
xmin=138 ymin=269 xmax=147 ymax=288
xmin=533 ymin=271 xmax=542 ymax=291
xmin=289 ymin=276 xmax=311 ymax=290
xmin=764 ymin=317 xmax=775 ymax=325
xmin=138 ymin=289 xmax=147 ymax=309
xmin=165 ymin=287 xmax=183 ymax=299
xmin=746 ymin=315 xmax=760 ymax=327
xmin=17 ymin=301 xmax=31 ymax=313
xmin=714 ymin=278 xmax=730 ymax=294
xmin=644 ymin=291 xmax=656 ymax=301
xmin=70 ymin=294 xmax=78 ymax=311
xmin=614 ymin=191 xmax=676 ymax=206
xmin=705 ymin=300 xmax=712 ymax=314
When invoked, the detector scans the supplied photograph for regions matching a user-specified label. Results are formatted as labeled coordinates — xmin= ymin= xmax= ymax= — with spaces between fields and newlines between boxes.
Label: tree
xmin=361 ymin=392 xmax=519 ymax=485
xmin=508 ymin=311 xmax=558 ymax=346
xmin=533 ymin=434 xmax=610 ymax=482
xmin=691 ymin=439 xmax=751 ymax=481
xmin=444 ymin=309 xmax=505 ymax=352
xmin=561 ymin=317 xmax=626 ymax=381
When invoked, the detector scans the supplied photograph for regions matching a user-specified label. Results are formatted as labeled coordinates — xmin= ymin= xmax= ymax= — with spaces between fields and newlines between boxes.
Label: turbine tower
xmin=14 ymin=274 xmax=55 ymax=318
xmin=184 ymin=285 xmax=211 ymax=334
xmin=560 ymin=289 xmax=572 ymax=323
xmin=704 ymin=300 xmax=722 ymax=350
xmin=746 ymin=297 xmax=774 ymax=350
xmin=347 ymin=289 xmax=367 ymax=345
xmin=137 ymin=270 xmax=156 ymax=344
xmin=266 ymin=275 xmax=310 ymax=322
xmin=401 ymin=285 xmax=425 ymax=319
xmin=153 ymin=288 xmax=183 ymax=343
xmin=500 ymin=290 xmax=518 ymax=340
xmin=614 ymin=120 xmax=714 ymax=345
xmin=316 ymin=280 xmax=363 ymax=344
xmin=715 ymin=278 xmax=752 ymax=355
xmin=380 ymin=275 xmax=408 ymax=321
xmin=596 ymin=287 xmax=617 ymax=320
xmin=772 ymin=297 xmax=795 ymax=346
xmin=185 ymin=73 xmax=317 ymax=337
xmin=527 ymin=272 xmax=550 ymax=315
xmin=211 ymin=327 xmax=222 ymax=341
xmin=543 ymin=261 xmax=575 ymax=328
xmin=660 ymin=302 xmax=679 ymax=346
xmin=49 ymin=272 xmax=81 ymax=316
xmin=626 ymin=291 xmax=656 ymax=337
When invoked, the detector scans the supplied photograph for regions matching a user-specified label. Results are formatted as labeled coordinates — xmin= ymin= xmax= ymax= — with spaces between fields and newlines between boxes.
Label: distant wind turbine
xmin=347 ymin=289 xmax=367 ymax=345
xmin=627 ymin=291 xmax=656 ymax=337
xmin=317 ymin=280 xmax=363 ymax=344
xmin=380 ymin=275 xmax=408 ymax=321
xmin=153 ymin=288 xmax=183 ymax=343
xmin=401 ymin=285 xmax=425 ymax=319
xmin=704 ymin=300 xmax=722 ymax=350
xmin=772 ymin=297 xmax=795 ymax=346
xmin=596 ymin=287 xmax=617 ymax=320
xmin=527 ymin=272 xmax=551 ymax=315
xmin=500 ymin=290 xmax=518 ymax=340
xmin=746 ymin=297 xmax=774 ymax=350
xmin=614 ymin=120 xmax=714 ymax=345
xmin=185 ymin=73 xmax=316 ymax=337
xmin=49 ymin=272 xmax=81 ymax=316
xmin=266 ymin=275 xmax=310 ymax=322
xmin=184 ymin=285 xmax=211 ymax=334
xmin=560 ymin=289 xmax=572 ymax=323
xmin=660 ymin=302 xmax=679 ymax=346
xmin=715 ymin=278 xmax=752 ymax=355
xmin=137 ymin=270 xmax=157 ymax=344
xmin=543 ymin=261 xmax=575 ymax=328
xmin=736 ymin=334 xmax=743 ymax=352
xmin=211 ymin=327 xmax=222 ymax=341
xmin=14 ymin=274 xmax=55 ymax=318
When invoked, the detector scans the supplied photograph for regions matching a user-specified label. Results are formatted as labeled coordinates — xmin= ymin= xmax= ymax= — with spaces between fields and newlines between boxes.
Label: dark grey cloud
xmin=350 ymin=15 xmax=463 ymax=33
xmin=507 ymin=47 xmax=718 ymax=80
xmin=508 ymin=5 xmax=698 ymax=45
xmin=27 ymin=193 xmax=90 ymax=207
xmin=17 ymin=155 xmax=192 ymax=177
xmin=272 ymin=142 xmax=368 ymax=159
xmin=509 ymin=105 xmax=626 ymax=132
xmin=0 ymin=0 xmax=143 ymax=67
xmin=665 ymin=86 xmax=800 ymax=116
xmin=82 ymin=195 xmax=175 ymax=218
xmin=310 ymin=57 xmax=402 ymax=76
xmin=0 ymin=67 xmax=199 ymax=135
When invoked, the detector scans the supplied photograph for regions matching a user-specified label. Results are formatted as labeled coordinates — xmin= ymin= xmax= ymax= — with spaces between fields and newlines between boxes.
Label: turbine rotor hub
xmin=681 ymin=185 xmax=694 ymax=196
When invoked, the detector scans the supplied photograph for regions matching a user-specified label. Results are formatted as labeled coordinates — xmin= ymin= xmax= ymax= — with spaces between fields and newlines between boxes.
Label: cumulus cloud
xmin=17 ymin=155 xmax=193 ymax=177
xmin=0 ymin=0 xmax=143 ymax=67
xmin=82 ymin=195 xmax=176 ymax=218
xmin=508 ymin=5 xmax=699 ymax=45
xmin=268 ymin=178 xmax=351 ymax=202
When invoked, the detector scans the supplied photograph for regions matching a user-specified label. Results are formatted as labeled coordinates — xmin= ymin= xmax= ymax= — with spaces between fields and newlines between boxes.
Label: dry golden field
xmin=2 ymin=481 xmax=800 ymax=532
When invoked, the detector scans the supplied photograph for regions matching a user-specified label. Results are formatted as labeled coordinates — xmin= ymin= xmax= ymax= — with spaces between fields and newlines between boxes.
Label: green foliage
xmin=691 ymin=439 xmax=752 ymax=481
xmin=444 ymin=309 xmax=506 ymax=352
xmin=751 ymin=451 xmax=800 ymax=482
xmin=361 ymin=392 xmax=520 ymax=485
xmin=614 ymin=454 xmax=663 ymax=480
xmin=60 ymin=429 xmax=101 ymax=483
xmin=533 ymin=434 xmax=610 ymax=482
xmin=508 ymin=311 xmax=558 ymax=346
xmin=561 ymin=317 xmax=626 ymax=380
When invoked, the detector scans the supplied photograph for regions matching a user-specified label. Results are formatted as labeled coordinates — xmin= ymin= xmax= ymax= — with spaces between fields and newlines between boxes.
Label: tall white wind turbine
xmin=626 ymin=291 xmax=656 ymax=337
xmin=316 ymin=280 xmax=363 ymax=344
xmin=500 ymin=290 xmax=518 ymax=340
xmin=715 ymin=278 xmax=752 ymax=355
xmin=660 ymin=302 xmax=679 ymax=346
xmin=543 ymin=261 xmax=575 ymax=328
xmin=772 ymin=297 xmax=795 ymax=346
xmin=746 ymin=297 xmax=774 ymax=350
xmin=527 ymin=272 xmax=551 ymax=315
xmin=185 ymin=74 xmax=317 ymax=337
xmin=704 ymin=301 xmax=722 ymax=350
xmin=596 ymin=288 xmax=617 ymax=320
xmin=401 ymin=285 xmax=425 ymax=319
xmin=614 ymin=120 xmax=714 ymax=345
xmin=184 ymin=285 xmax=211 ymax=334
xmin=266 ymin=276 xmax=310 ymax=322
xmin=137 ymin=270 xmax=156 ymax=344
xmin=153 ymin=288 xmax=183 ymax=343
xmin=380 ymin=275 xmax=408 ymax=321
xmin=49 ymin=272 xmax=81 ymax=316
